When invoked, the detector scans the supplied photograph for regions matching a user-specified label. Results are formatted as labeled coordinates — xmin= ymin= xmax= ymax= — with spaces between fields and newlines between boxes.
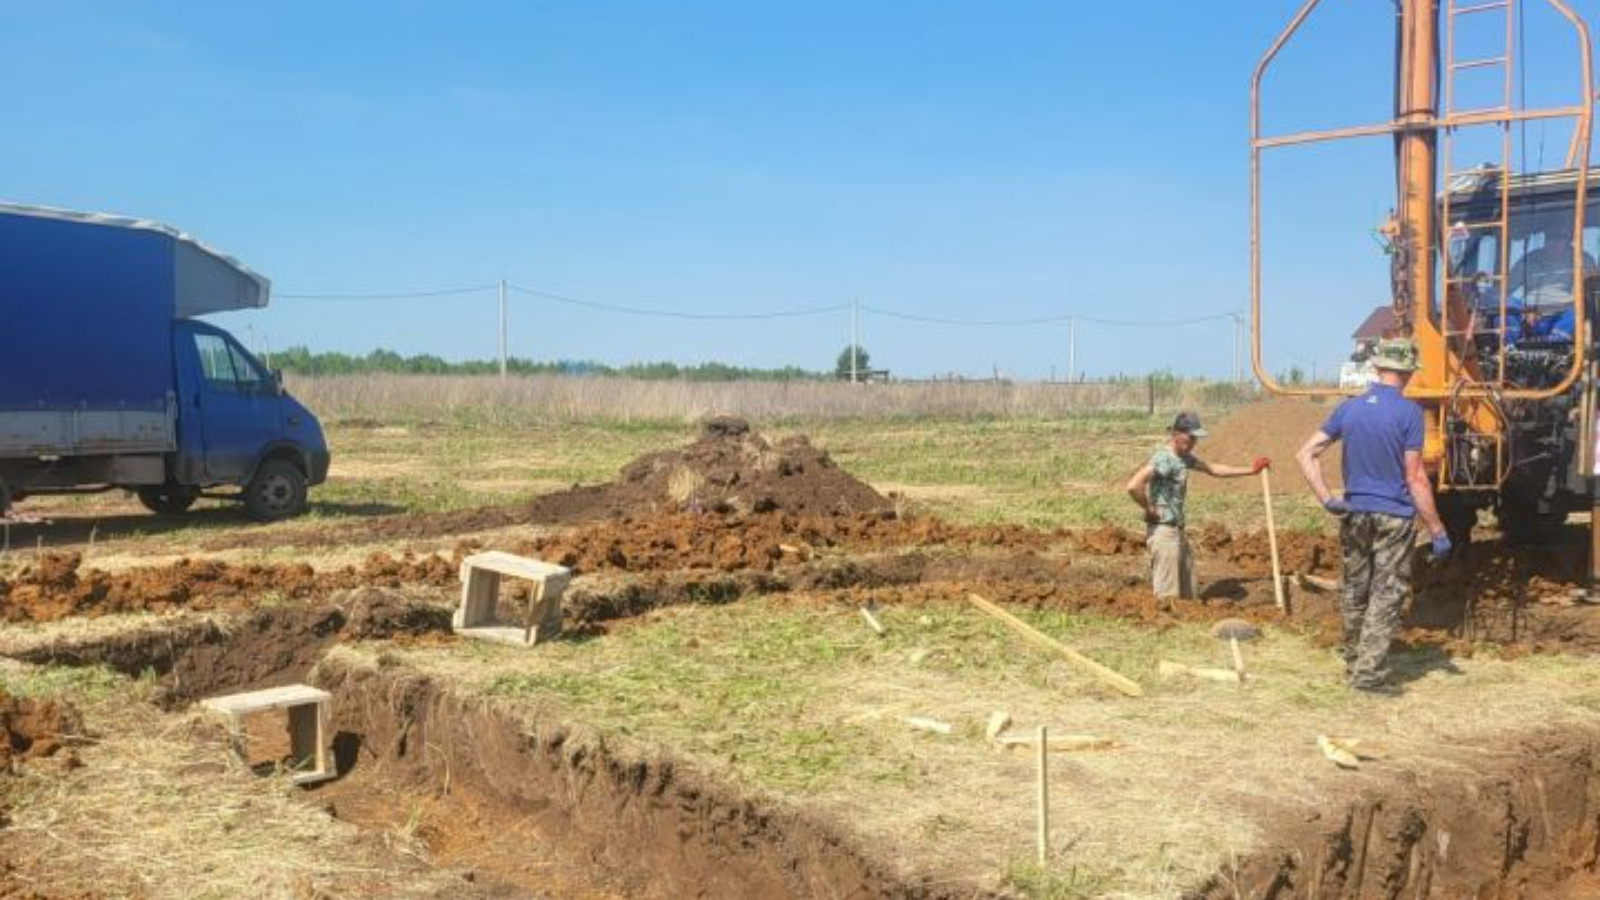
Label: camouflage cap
xmin=1370 ymin=337 xmax=1419 ymax=372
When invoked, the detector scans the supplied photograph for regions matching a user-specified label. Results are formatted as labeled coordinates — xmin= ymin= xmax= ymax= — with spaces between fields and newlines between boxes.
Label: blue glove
xmin=1322 ymin=497 xmax=1351 ymax=516
xmin=1429 ymin=533 xmax=1452 ymax=562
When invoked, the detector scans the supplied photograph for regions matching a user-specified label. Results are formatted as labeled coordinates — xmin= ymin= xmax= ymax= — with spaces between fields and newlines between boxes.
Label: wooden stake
xmin=1260 ymin=469 xmax=1287 ymax=612
xmin=1036 ymin=725 xmax=1050 ymax=866
xmin=966 ymin=593 xmax=1143 ymax=697
xmin=859 ymin=606 xmax=886 ymax=636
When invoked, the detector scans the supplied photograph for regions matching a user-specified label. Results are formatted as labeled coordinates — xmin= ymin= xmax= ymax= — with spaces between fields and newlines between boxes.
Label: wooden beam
xmin=966 ymin=593 xmax=1143 ymax=698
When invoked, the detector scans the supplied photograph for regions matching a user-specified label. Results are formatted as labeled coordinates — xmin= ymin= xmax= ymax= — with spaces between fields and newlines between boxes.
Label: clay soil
xmin=0 ymin=691 xmax=81 ymax=773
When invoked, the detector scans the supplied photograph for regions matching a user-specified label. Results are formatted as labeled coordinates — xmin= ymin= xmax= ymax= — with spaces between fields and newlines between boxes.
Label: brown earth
xmin=0 ymin=691 xmax=82 ymax=772
xmin=1199 ymin=723 xmax=1600 ymax=899
xmin=0 ymin=551 xmax=461 ymax=623
xmin=313 ymin=653 xmax=977 ymax=900
xmin=1200 ymin=396 xmax=1345 ymax=493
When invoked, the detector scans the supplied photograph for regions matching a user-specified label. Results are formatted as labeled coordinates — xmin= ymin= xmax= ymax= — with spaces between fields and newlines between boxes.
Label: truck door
xmin=182 ymin=327 xmax=282 ymax=482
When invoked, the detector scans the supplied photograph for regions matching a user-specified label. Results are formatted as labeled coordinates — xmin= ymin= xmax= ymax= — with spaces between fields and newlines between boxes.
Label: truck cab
xmin=161 ymin=320 xmax=330 ymax=519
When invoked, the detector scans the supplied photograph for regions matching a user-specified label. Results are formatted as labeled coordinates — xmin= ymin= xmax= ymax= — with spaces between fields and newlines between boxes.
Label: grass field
xmin=303 ymin=412 xmax=1328 ymax=535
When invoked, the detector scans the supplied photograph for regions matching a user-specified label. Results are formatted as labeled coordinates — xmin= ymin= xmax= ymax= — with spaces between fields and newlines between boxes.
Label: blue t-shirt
xmin=1320 ymin=384 xmax=1424 ymax=518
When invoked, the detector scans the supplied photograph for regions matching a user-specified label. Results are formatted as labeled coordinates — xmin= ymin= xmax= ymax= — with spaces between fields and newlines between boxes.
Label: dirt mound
xmin=340 ymin=587 xmax=454 ymax=640
xmin=507 ymin=510 xmax=1062 ymax=576
xmin=0 ymin=690 xmax=82 ymax=771
xmin=0 ymin=550 xmax=461 ymax=624
xmin=613 ymin=417 xmax=889 ymax=516
xmin=1199 ymin=397 xmax=1344 ymax=493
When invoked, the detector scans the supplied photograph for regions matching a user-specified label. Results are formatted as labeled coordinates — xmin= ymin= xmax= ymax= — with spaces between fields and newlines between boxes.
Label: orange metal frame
xmin=1249 ymin=0 xmax=1593 ymax=404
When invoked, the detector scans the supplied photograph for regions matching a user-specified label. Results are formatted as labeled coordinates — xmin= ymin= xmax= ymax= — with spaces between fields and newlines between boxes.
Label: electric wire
xmin=278 ymin=283 xmax=498 ymax=300
xmin=506 ymin=283 xmax=849 ymax=320
xmin=860 ymin=305 xmax=1236 ymax=328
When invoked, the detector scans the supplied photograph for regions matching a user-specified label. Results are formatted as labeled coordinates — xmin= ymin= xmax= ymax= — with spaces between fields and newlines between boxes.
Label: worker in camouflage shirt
xmin=1127 ymin=412 xmax=1269 ymax=605
xmin=1295 ymin=337 xmax=1450 ymax=695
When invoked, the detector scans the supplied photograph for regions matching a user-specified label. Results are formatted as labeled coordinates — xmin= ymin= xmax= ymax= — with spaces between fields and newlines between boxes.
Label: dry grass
xmin=288 ymin=373 xmax=1253 ymax=425
xmin=0 ymin=660 xmax=462 ymax=900
xmin=355 ymin=596 xmax=1600 ymax=899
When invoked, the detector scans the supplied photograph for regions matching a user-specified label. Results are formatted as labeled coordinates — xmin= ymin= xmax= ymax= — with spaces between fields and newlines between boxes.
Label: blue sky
xmin=3 ymin=2 xmax=1596 ymax=379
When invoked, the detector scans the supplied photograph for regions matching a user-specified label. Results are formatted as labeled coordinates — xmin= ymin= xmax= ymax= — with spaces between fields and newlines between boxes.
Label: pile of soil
xmin=340 ymin=587 xmax=455 ymax=641
xmin=0 ymin=690 xmax=82 ymax=771
xmin=510 ymin=510 xmax=1060 ymax=575
xmin=608 ymin=417 xmax=890 ymax=517
xmin=1199 ymin=397 xmax=1344 ymax=493
xmin=0 ymin=550 xmax=461 ymax=624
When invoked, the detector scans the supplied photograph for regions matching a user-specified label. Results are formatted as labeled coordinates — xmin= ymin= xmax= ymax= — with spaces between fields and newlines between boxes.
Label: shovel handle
xmin=1260 ymin=469 xmax=1287 ymax=612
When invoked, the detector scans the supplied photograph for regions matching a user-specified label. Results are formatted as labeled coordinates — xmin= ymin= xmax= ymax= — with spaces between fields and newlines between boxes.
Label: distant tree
xmin=835 ymin=344 xmax=870 ymax=379
xmin=1280 ymin=365 xmax=1307 ymax=386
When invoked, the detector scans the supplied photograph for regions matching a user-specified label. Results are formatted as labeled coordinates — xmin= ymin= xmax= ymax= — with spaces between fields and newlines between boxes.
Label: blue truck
xmin=0 ymin=204 xmax=329 ymax=520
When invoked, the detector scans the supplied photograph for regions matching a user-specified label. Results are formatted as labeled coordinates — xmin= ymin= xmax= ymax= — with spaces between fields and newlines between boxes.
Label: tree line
xmin=268 ymin=345 xmax=826 ymax=382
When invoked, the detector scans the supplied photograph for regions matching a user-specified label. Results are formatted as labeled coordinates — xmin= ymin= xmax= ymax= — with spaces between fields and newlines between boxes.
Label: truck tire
xmin=137 ymin=483 xmax=199 ymax=515
xmin=243 ymin=459 xmax=307 ymax=522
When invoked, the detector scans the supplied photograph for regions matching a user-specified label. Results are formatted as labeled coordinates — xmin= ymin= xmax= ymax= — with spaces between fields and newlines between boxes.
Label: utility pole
xmin=498 ymin=278 xmax=508 ymax=380
xmin=1232 ymin=313 xmax=1244 ymax=385
xmin=850 ymin=299 xmax=860 ymax=384
xmin=1068 ymin=316 xmax=1077 ymax=383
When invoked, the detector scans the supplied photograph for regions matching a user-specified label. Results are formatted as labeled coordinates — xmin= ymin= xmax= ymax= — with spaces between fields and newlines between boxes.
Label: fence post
xmin=1146 ymin=374 xmax=1155 ymax=418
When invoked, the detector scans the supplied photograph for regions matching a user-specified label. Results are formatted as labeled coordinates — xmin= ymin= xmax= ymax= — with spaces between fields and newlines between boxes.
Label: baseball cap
xmin=1171 ymin=411 xmax=1207 ymax=437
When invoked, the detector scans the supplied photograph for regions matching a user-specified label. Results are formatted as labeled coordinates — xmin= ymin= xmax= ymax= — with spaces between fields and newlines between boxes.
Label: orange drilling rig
xmin=1252 ymin=0 xmax=1599 ymax=566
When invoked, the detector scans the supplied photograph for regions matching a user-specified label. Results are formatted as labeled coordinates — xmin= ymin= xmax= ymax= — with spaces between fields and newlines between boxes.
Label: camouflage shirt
xmin=1147 ymin=447 xmax=1198 ymax=528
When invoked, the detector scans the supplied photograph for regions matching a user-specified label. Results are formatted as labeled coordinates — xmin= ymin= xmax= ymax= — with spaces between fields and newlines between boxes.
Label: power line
xmin=277 ymin=283 xmax=498 ymax=300
xmin=507 ymin=283 xmax=850 ymax=320
xmin=860 ymin=304 xmax=1236 ymax=328
xmin=277 ymin=278 xmax=1239 ymax=330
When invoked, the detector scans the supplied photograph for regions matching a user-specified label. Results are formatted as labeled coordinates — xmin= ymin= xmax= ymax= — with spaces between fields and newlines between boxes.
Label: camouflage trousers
xmin=1339 ymin=511 xmax=1417 ymax=689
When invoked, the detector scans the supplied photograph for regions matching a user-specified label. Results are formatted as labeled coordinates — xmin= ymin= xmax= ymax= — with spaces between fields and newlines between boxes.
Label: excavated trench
xmin=7 ymin=583 xmax=1600 ymax=898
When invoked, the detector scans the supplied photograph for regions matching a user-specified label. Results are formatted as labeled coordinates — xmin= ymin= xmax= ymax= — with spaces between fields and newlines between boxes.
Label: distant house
xmin=1341 ymin=305 xmax=1399 ymax=390
xmin=1350 ymin=306 xmax=1399 ymax=355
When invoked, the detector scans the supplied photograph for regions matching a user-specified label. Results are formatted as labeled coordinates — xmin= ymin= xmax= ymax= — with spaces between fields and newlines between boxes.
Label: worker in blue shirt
xmin=1294 ymin=337 xmax=1450 ymax=694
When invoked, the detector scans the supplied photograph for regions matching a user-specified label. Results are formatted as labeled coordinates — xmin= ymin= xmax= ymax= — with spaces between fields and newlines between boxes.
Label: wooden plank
xmin=201 ymin=684 xmax=330 ymax=716
xmin=966 ymin=593 xmax=1143 ymax=698
xmin=462 ymin=551 xmax=570 ymax=582
xmin=996 ymin=733 xmax=1115 ymax=752
xmin=1158 ymin=659 xmax=1245 ymax=684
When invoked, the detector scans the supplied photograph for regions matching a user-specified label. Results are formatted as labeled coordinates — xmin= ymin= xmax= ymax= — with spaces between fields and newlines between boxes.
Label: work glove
xmin=1322 ymin=497 xmax=1351 ymax=516
xmin=1429 ymin=533 xmax=1452 ymax=562
xmin=1251 ymin=457 xmax=1271 ymax=474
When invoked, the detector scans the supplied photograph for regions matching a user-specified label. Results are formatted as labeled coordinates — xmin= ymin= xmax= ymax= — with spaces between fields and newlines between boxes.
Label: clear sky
xmin=3 ymin=1 xmax=1596 ymax=379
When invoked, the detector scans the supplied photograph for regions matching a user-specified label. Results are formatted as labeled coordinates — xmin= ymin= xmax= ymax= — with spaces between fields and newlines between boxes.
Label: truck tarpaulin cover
xmin=0 ymin=203 xmax=270 ymax=409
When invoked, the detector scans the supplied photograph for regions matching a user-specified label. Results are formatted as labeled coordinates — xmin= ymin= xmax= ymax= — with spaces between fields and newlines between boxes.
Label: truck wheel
xmin=137 ymin=483 xmax=199 ymax=515
xmin=244 ymin=459 xmax=307 ymax=522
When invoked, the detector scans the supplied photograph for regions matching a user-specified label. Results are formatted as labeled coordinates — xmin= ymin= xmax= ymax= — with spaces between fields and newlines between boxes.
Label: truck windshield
xmin=1449 ymin=203 xmax=1600 ymax=312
